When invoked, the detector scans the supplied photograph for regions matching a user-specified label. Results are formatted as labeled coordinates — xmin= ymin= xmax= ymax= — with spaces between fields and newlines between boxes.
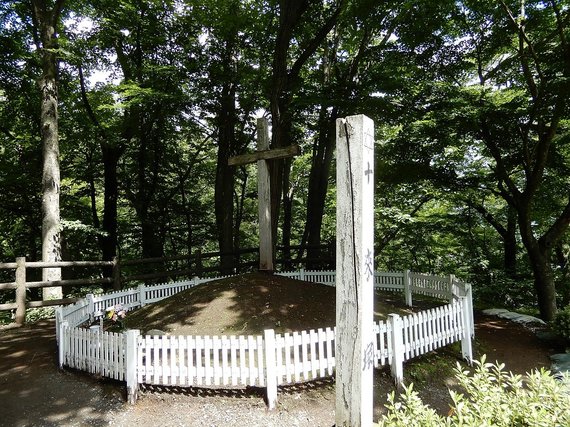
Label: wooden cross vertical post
xmin=256 ymin=119 xmax=273 ymax=271
xmin=228 ymin=118 xmax=300 ymax=272
xmin=335 ymin=114 xmax=375 ymax=427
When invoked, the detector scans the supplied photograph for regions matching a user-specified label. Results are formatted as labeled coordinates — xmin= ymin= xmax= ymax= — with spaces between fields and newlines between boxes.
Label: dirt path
xmin=0 ymin=311 xmax=556 ymax=427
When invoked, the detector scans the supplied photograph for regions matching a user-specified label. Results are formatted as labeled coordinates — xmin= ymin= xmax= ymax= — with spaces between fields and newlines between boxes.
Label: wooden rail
xmin=0 ymin=243 xmax=335 ymax=325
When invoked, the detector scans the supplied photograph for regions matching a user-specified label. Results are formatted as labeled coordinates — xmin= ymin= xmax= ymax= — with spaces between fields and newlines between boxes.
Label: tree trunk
xmin=79 ymin=64 xmax=122 ymax=287
xmin=31 ymin=0 xmax=65 ymax=300
xmin=269 ymin=0 xmax=341 ymax=252
xmin=555 ymin=243 xmax=570 ymax=306
xmin=304 ymin=113 xmax=336 ymax=268
xmin=518 ymin=209 xmax=557 ymax=321
xmin=215 ymin=68 xmax=237 ymax=275
xmin=504 ymin=207 xmax=517 ymax=279
xmin=100 ymin=145 xmax=120 ymax=287
xmin=281 ymin=171 xmax=293 ymax=270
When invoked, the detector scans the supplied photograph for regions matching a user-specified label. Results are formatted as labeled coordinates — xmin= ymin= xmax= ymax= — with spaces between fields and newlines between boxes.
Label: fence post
xmin=264 ymin=329 xmax=278 ymax=410
xmin=460 ymin=297 xmax=473 ymax=365
xmin=403 ymin=270 xmax=412 ymax=307
xmin=125 ymin=329 xmax=140 ymax=404
xmin=299 ymin=267 xmax=305 ymax=281
xmin=112 ymin=257 xmax=121 ymax=290
xmin=15 ymin=256 xmax=26 ymax=325
xmin=86 ymin=293 xmax=95 ymax=323
xmin=55 ymin=307 xmax=63 ymax=345
xmin=388 ymin=314 xmax=404 ymax=387
xmin=195 ymin=250 xmax=203 ymax=277
xmin=138 ymin=284 xmax=146 ymax=307
xmin=465 ymin=283 xmax=474 ymax=337
xmin=58 ymin=319 xmax=69 ymax=369
xmin=448 ymin=274 xmax=456 ymax=302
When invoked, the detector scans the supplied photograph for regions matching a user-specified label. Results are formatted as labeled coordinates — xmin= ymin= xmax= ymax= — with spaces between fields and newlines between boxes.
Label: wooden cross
xmin=228 ymin=118 xmax=300 ymax=272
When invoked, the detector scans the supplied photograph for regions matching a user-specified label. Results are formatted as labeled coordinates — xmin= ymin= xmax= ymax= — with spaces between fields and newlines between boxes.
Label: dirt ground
xmin=0 ymin=273 xmax=558 ymax=427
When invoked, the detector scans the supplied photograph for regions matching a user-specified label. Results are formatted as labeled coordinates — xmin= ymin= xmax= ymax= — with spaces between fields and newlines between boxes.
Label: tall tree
xmin=465 ymin=0 xmax=570 ymax=320
xmin=30 ymin=0 xmax=66 ymax=299
xmin=268 ymin=0 xmax=344 ymax=257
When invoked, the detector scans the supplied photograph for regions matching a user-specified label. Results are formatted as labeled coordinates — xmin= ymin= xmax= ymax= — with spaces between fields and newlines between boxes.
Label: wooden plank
xmin=335 ymin=115 xmax=375 ymax=426
xmin=228 ymin=144 xmax=300 ymax=166
xmin=257 ymin=118 xmax=273 ymax=271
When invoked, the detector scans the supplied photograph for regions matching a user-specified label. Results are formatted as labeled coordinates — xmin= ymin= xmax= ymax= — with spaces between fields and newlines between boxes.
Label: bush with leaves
xmin=553 ymin=305 xmax=570 ymax=341
xmin=379 ymin=357 xmax=570 ymax=427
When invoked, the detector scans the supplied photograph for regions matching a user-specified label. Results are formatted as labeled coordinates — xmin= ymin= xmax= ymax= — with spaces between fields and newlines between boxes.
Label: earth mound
xmin=123 ymin=272 xmax=438 ymax=336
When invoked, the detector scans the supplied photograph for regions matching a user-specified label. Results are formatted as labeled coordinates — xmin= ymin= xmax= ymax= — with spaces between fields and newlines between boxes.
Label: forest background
xmin=0 ymin=0 xmax=569 ymax=321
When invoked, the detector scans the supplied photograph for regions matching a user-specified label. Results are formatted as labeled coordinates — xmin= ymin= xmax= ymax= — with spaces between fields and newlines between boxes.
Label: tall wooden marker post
xmin=228 ymin=118 xmax=299 ymax=271
xmin=335 ymin=115 xmax=375 ymax=427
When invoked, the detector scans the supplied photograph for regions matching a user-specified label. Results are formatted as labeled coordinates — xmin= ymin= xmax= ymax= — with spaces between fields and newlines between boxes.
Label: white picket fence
xmin=55 ymin=270 xmax=473 ymax=405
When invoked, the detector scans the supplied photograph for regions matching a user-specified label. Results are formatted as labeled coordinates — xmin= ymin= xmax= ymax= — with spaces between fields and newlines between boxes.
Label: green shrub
xmin=553 ymin=305 xmax=570 ymax=341
xmin=379 ymin=356 xmax=570 ymax=427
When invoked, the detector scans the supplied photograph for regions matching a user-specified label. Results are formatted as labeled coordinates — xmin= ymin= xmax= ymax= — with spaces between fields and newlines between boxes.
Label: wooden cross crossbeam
xmin=228 ymin=118 xmax=299 ymax=272
xmin=228 ymin=144 xmax=300 ymax=166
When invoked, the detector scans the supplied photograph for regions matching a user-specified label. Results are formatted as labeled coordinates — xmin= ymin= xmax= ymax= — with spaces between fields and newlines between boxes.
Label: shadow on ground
xmin=0 ymin=320 xmax=125 ymax=427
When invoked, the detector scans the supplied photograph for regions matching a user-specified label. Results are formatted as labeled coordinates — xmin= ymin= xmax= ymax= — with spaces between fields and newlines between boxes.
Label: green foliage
xmin=406 ymin=349 xmax=458 ymax=386
xmin=379 ymin=357 xmax=570 ymax=427
xmin=24 ymin=307 xmax=55 ymax=323
xmin=553 ymin=305 xmax=570 ymax=341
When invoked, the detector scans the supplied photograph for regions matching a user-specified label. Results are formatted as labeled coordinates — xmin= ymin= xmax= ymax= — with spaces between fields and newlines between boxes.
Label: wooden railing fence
xmin=0 ymin=242 xmax=335 ymax=325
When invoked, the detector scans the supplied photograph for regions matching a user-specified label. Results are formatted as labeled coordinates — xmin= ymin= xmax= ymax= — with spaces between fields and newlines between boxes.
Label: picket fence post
xmin=126 ymin=329 xmax=140 ymax=404
xmin=388 ymin=314 xmax=404 ymax=387
xmin=138 ymin=284 xmax=146 ymax=307
xmin=264 ymin=329 xmax=278 ymax=410
xmin=55 ymin=307 xmax=63 ymax=345
xmin=86 ymin=293 xmax=95 ymax=323
xmin=299 ymin=268 xmax=305 ymax=281
xmin=403 ymin=270 xmax=412 ymax=307
xmin=460 ymin=297 xmax=473 ymax=365
xmin=448 ymin=274 xmax=456 ymax=302
xmin=58 ymin=319 xmax=69 ymax=369
xmin=465 ymin=283 xmax=474 ymax=337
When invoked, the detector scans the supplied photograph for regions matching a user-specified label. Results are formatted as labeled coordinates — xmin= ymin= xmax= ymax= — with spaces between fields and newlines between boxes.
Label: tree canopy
xmin=1 ymin=0 xmax=569 ymax=320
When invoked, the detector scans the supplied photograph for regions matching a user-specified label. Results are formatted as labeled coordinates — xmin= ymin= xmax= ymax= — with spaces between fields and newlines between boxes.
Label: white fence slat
xmin=204 ymin=336 xmax=212 ymax=386
xmin=239 ymin=335 xmax=247 ymax=385
xmin=230 ymin=336 xmax=238 ymax=386
xmin=275 ymin=334 xmax=283 ymax=385
xmin=284 ymin=333 xmax=292 ymax=383
xmin=293 ymin=332 xmax=301 ymax=382
xmin=309 ymin=329 xmax=318 ymax=378
xmin=152 ymin=337 xmax=160 ymax=384
xmin=212 ymin=336 xmax=220 ymax=385
xmin=247 ymin=335 xmax=255 ymax=386
xmin=170 ymin=335 xmax=177 ymax=385
xmin=317 ymin=328 xmax=326 ymax=377
xmin=326 ymin=327 xmax=335 ymax=376
xmin=256 ymin=335 xmax=264 ymax=386
xmin=221 ymin=336 xmax=229 ymax=385
xmin=188 ymin=336 xmax=196 ymax=385
xmin=196 ymin=336 xmax=204 ymax=386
